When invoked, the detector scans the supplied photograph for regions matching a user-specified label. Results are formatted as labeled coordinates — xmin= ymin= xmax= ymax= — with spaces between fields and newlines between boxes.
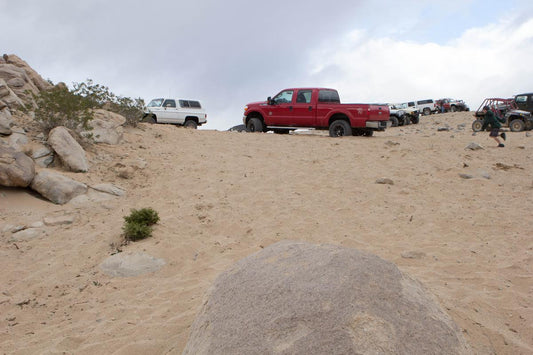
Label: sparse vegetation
xmin=27 ymin=78 xmax=145 ymax=134
xmin=122 ymin=207 xmax=160 ymax=241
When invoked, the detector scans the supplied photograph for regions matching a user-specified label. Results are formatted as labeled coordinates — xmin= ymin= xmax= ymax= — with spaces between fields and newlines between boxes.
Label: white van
xmin=143 ymin=98 xmax=207 ymax=129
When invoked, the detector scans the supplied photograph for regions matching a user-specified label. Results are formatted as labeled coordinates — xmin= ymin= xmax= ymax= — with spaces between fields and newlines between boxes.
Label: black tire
xmin=144 ymin=115 xmax=156 ymax=124
xmin=450 ymin=106 xmax=457 ymax=112
xmin=509 ymin=118 xmax=525 ymax=132
xmin=389 ymin=116 xmax=399 ymax=127
xmin=363 ymin=130 xmax=374 ymax=137
xmin=404 ymin=116 xmax=411 ymax=125
xmin=423 ymin=108 xmax=431 ymax=116
xmin=472 ymin=119 xmax=483 ymax=132
xmin=329 ymin=119 xmax=352 ymax=137
xmin=184 ymin=120 xmax=198 ymax=129
xmin=410 ymin=116 xmax=419 ymax=124
xmin=247 ymin=117 xmax=264 ymax=132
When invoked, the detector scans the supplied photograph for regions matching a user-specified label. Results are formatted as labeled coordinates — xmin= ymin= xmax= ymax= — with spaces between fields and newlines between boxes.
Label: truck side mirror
xmin=267 ymin=96 xmax=272 ymax=105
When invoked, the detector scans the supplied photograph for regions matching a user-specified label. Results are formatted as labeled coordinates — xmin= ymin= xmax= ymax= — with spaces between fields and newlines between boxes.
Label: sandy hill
xmin=1 ymin=113 xmax=532 ymax=354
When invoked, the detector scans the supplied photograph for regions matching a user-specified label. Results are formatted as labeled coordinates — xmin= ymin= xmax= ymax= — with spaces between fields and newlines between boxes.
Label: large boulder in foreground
xmin=30 ymin=169 xmax=87 ymax=204
xmin=184 ymin=240 xmax=470 ymax=355
xmin=0 ymin=145 xmax=35 ymax=187
xmin=48 ymin=126 xmax=88 ymax=172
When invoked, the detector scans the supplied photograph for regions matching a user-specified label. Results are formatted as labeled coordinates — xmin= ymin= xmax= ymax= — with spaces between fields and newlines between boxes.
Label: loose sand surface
xmin=1 ymin=112 xmax=532 ymax=354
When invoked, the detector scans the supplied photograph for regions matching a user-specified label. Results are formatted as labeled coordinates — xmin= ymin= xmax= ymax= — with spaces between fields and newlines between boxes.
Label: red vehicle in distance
xmin=243 ymin=88 xmax=389 ymax=137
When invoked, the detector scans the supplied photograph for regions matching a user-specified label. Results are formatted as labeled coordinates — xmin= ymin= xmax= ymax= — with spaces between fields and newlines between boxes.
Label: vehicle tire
xmin=471 ymin=119 xmax=483 ymax=132
xmin=450 ymin=106 xmax=457 ymax=112
xmin=363 ymin=130 xmax=374 ymax=137
xmin=183 ymin=120 xmax=198 ymax=129
xmin=404 ymin=116 xmax=411 ymax=125
xmin=423 ymin=108 xmax=431 ymax=116
xmin=389 ymin=116 xmax=399 ymax=127
xmin=410 ymin=116 xmax=419 ymax=124
xmin=144 ymin=115 xmax=156 ymax=124
xmin=329 ymin=119 xmax=352 ymax=137
xmin=509 ymin=118 xmax=525 ymax=132
xmin=247 ymin=117 xmax=264 ymax=132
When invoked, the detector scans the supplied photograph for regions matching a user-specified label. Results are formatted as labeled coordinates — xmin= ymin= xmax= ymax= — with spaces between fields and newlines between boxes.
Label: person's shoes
xmin=498 ymin=143 xmax=505 ymax=147
xmin=501 ymin=132 xmax=506 ymax=141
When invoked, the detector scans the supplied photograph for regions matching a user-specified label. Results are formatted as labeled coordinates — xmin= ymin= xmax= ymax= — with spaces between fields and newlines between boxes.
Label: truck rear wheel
xmin=329 ymin=120 xmax=352 ymax=137
xmin=389 ymin=116 xmax=399 ymax=127
xmin=247 ymin=118 xmax=264 ymax=132
xmin=509 ymin=119 xmax=525 ymax=132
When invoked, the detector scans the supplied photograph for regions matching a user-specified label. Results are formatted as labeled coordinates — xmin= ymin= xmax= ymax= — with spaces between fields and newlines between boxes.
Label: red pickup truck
xmin=243 ymin=88 xmax=390 ymax=137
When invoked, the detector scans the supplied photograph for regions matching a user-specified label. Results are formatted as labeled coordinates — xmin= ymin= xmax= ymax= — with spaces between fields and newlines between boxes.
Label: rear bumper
xmin=366 ymin=120 xmax=390 ymax=130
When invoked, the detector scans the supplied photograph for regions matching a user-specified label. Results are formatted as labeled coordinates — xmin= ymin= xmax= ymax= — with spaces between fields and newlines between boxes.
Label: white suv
xmin=143 ymin=98 xmax=207 ymax=129
xmin=408 ymin=99 xmax=437 ymax=115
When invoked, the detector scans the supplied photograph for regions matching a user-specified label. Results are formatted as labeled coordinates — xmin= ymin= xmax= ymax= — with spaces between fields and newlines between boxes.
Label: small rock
xmin=375 ymin=178 xmax=394 ymax=185
xmin=401 ymin=251 xmax=426 ymax=259
xmin=459 ymin=173 xmax=474 ymax=179
xmin=43 ymin=215 xmax=76 ymax=226
xmin=465 ymin=142 xmax=484 ymax=150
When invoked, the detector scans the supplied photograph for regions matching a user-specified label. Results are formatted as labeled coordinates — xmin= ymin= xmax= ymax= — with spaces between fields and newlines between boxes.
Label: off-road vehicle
xmin=472 ymin=98 xmax=533 ymax=132
xmin=388 ymin=103 xmax=419 ymax=127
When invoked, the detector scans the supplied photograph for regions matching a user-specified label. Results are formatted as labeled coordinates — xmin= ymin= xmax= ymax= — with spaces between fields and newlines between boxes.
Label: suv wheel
xmin=450 ymin=106 xmax=457 ymax=112
xmin=389 ymin=116 xmax=399 ymax=127
xmin=184 ymin=120 xmax=198 ymax=129
xmin=423 ymin=108 xmax=431 ymax=115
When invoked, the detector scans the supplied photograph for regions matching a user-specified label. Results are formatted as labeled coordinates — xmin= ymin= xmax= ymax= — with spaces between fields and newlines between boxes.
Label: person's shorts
xmin=489 ymin=128 xmax=500 ymax=137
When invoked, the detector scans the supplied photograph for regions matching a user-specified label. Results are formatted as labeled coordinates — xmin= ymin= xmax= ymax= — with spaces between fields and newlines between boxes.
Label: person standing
xmin=481 ymin=106 xmax=506 ymax=147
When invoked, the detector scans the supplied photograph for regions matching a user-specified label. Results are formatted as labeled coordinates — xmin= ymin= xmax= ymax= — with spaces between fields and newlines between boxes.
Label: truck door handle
xmin=289 ymin=106 xmax=293 ymax=111
xmin=308 ymin=106 xmax=312 ymax=111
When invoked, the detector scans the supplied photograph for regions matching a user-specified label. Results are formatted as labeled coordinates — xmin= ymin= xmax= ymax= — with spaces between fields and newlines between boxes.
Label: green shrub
xmin=28 ymin=79 xmax=145 ymax=134
xmin=122 ymin=221 xmax=152 ymax=241
xmin=123 ymin=208 xmax=160 ymax=241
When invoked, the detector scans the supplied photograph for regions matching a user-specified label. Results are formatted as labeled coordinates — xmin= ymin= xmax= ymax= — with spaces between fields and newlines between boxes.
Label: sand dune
xmin=1 ymin=111 xmax=532 ymax=354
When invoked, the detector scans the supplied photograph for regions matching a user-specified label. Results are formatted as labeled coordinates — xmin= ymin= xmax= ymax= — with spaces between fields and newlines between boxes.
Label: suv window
xmin=417 ymin=99 xmax=433 ymax=105
xmin=179 ymin=100 xmax=202 ymax=108
xmin=189 ymin=100 xmax=201 ymax=108
xmin=318 ymin=90 xmax=340 ymax=103
xmin=147 ymin=98 xmax=164 ymax=107
xmin=163 ymin=99 xmax=176 ymax=108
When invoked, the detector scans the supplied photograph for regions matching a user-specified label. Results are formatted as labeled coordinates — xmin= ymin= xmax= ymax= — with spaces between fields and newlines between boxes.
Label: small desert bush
xmin=123 ymin=208 xmax=160 ymax=241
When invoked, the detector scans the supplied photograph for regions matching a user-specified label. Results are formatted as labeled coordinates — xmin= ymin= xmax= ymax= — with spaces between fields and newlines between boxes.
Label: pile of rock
xmin=0 ymin=54 xmax=127 ymax=204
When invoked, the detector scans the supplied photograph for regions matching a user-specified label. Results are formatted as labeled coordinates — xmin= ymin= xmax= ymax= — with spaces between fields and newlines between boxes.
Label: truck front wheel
xmin=329 ymin=120 xmax=352 ymax=137
xmin=247 ymin=118 xmax=264 ymax=132
xmin=472 ymin=119 xmax=483 ymax=132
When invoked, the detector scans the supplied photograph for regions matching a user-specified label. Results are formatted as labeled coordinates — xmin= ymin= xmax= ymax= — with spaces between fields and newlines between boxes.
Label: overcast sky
xmin=2 ymin=0 xmax=532 ymax=130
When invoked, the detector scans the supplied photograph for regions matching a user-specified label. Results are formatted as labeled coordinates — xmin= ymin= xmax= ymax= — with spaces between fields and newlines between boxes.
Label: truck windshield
xmin=147 ymin=99 xmax=164 ymax=107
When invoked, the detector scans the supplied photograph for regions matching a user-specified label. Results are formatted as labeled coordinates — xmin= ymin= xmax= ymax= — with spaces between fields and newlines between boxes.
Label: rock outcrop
xmin=82 ymin=109 xmax=126 ymax=145
xmin=48 ymin=126 xmax=89 ymax=172
xmin=0 ymin=145 xmax=35 ymax=187
xmin=30 ymin=169 xmax=88 ymax=204
xmin=184 ymin=240 xmax=470 ymax=355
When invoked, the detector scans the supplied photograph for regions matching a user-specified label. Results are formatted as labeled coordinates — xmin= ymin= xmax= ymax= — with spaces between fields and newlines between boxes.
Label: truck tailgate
xmin=368 ymin=105 xmax=389 ymax=121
